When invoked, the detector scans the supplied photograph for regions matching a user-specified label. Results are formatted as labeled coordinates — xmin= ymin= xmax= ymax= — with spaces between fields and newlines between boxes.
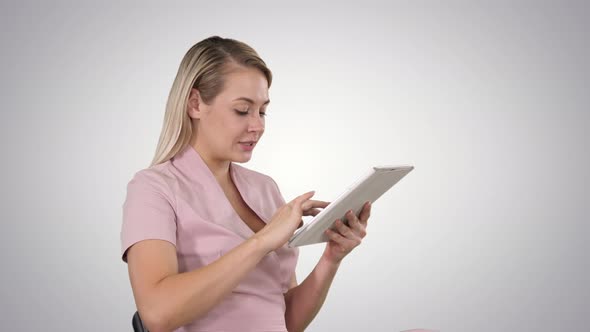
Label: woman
xmin=121 ymin=36 xmax=371 ymax=332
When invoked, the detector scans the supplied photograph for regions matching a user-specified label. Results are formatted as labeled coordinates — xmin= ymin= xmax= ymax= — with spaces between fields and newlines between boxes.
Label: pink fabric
xmin=121 ymin=145 xmax=298 ymax=331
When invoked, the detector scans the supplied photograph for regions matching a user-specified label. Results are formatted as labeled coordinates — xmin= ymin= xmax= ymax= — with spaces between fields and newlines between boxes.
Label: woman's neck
xmin=190 ymin=142 xmax=232 ymax=183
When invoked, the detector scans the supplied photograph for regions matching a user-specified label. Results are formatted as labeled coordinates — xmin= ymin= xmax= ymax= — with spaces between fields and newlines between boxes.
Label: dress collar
xmin=172 ymin=144 xmax=239 ymax=182
xmin=171 ymin=145 xmax=266 ymax=237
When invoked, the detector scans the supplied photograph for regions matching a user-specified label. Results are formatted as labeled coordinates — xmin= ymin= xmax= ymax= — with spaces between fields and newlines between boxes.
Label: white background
xmin=1 ymin=1 xmax=588 ymax=331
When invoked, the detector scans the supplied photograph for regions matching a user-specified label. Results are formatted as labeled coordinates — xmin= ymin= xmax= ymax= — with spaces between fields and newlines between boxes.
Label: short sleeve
xmin=120 ymin=171 xmax=177 ymax=262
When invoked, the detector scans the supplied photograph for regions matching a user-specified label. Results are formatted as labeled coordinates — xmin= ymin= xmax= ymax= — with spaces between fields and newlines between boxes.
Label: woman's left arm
xmin=284 ymin=201 xmax=371 ymax=332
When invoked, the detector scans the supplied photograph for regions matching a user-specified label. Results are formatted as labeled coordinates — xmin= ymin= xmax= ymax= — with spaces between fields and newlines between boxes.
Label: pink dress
xmin=121 ymin=145 xmax=299 ymax=331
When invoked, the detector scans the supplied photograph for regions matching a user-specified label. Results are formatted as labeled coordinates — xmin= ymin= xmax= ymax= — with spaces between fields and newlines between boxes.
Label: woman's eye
xmin=234 ymin=109 xmax=267 ymax=117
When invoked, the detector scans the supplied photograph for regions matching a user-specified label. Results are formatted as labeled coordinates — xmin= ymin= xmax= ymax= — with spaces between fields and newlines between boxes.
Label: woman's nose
xmin=248 ymin=113 xmax=265 ymax=132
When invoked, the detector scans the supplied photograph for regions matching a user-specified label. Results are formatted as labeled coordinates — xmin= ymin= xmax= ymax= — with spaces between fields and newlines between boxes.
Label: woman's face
xmin=189 ymin=66 xmax=269 ymax=165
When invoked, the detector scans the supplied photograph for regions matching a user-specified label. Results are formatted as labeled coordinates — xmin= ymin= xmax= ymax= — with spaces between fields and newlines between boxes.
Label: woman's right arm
xmin=127 ymin=236 xmax=267 ymax=332
xmin=127 ymin=191 xmax=318 ymax=332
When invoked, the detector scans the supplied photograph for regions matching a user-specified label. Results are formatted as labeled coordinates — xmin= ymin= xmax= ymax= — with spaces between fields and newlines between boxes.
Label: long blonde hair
xmin=150 ymin=36 xmax=273 ymax=166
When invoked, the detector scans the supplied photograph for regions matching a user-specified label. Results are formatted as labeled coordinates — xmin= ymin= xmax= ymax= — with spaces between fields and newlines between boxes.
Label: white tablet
xmin=288 ymin=165 xmax=414 ymax=247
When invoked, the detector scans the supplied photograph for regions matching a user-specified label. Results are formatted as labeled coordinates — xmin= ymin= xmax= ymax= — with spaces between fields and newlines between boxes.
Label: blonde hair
xmin=150 ymin=36 xmax=273 ymax=166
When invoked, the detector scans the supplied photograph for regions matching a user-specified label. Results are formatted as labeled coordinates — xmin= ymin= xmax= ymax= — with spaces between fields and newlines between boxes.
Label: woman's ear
xmin=187 ymin=88 xmax=203 ymax=119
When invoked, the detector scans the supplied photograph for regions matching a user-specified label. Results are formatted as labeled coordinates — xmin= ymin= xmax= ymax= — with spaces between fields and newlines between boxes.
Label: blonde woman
xmin=121 ymin=36 xmax=371 ymax=332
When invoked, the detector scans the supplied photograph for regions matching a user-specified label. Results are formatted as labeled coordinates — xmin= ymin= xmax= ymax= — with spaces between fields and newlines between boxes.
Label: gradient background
xmin=1 ymin=1 xmax=588 ymax=331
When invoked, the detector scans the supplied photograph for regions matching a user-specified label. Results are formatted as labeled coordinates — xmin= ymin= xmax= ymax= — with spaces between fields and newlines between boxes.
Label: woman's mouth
xmin=239 ymin=141 xmax=257 ymax=151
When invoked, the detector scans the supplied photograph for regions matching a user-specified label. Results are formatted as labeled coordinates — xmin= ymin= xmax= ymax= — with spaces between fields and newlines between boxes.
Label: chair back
xmin=132 ymin=311 xmax=149 ymax=332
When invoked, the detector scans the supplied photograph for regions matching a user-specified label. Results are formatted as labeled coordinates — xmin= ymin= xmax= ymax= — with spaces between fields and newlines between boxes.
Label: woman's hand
xmin=255 ymin=191 xmax=329 ymax=252
xmin=322 ymin=201 xmax=371 ymax=265
xmin=303 ymin=200 xmax=330 ymax=217
xmin=297 ymin=199 xmax=330 ymax=228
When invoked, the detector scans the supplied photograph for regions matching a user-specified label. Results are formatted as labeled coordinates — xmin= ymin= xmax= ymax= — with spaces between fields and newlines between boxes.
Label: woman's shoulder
xmin=126 ymin=160 xmax=178 ymax=197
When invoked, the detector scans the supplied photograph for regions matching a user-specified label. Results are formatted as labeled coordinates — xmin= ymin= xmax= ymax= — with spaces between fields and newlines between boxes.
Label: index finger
xmin=302 ymin=200 xmax=330 ymax=211
xmin=290 ymin=191 xmax=316 ymax=208
xmin=358 ymin=201 xmax=371 ymax=223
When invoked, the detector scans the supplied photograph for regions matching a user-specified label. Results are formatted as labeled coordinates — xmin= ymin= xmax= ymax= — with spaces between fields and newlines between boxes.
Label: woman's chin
xmin=233 ymin=152 xmax=253 ymax=163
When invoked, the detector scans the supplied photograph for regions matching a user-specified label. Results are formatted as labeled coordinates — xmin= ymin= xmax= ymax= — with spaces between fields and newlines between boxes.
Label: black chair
xmin=132 ymin=311 xmax=149 ymax=332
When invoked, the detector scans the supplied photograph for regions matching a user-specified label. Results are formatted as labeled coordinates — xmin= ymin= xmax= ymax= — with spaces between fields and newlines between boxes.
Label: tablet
xmin=288 ymin=165 xmax=414 ymax=247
